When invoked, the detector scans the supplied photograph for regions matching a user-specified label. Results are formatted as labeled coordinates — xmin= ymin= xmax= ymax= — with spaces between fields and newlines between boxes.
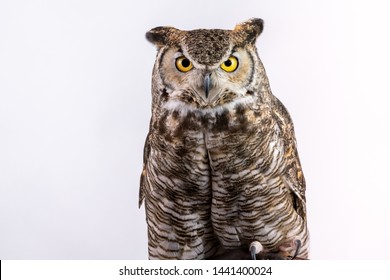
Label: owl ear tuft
xmin=233 ymin=18 xmax=264 ymax=45
xmin=146 ymin=26 xmax=181 ymax=48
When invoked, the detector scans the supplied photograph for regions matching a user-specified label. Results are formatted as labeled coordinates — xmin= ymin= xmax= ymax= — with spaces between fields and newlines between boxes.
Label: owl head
xmin=146 ymin=18 xmax=265 ymax=109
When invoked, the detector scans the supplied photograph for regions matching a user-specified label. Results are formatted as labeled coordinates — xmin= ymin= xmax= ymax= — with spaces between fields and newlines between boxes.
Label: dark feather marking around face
xmin=161 ymin=88 xmax=169 ymax=102
xmin=157 ymin=48 xmax=168 ymax=75
xmin=242 ymin=51 xmax=255 ymax=88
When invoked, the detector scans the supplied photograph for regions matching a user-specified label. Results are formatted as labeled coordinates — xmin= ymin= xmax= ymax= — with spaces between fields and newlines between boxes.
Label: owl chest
xmin=155 ymin=106 xmax=282 ymax=176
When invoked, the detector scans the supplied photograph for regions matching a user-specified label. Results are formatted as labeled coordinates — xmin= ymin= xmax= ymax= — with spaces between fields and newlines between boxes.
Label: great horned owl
xmin=139 ymin=18 xmax=309 ymax=260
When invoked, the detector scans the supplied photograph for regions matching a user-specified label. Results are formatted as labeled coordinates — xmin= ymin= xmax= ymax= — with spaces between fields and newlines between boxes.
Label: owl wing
xmin=139 ymin=131 xmax=151 ymax=208
xmin=271 ymin=97 xmax=307 ymax=219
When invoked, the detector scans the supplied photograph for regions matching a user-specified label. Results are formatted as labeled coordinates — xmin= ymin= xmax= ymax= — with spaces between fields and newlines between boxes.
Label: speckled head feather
xmin=146 ymin=18 xmax=264 ymax=65
xmin=183 ymin=29 xmax=231 ymax=65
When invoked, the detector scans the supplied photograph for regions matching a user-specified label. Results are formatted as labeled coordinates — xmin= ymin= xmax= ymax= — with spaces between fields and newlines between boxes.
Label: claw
xmin=291 ymin=239 xmax=301 ymax=260
xmin=250 ymin=245 xmax=257 ymax=260
xmin=249 ymin=241 xmax=263 ymax=260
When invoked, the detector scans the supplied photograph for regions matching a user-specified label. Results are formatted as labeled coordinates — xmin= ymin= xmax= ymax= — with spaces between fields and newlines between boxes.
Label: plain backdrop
xmin=1 ymin=0 xmax=389 ymax=259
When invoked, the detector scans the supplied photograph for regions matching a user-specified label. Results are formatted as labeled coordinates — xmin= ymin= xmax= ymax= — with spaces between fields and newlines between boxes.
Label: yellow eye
xmin=175 ymin=56 xmax=193 ymax=72
xmin=221 ymin=56 xmax=239 ymax=72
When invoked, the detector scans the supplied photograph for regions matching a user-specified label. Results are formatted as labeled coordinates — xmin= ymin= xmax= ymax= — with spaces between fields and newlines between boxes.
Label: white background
xmin=1 ymin=0 xmax=389 ymax=259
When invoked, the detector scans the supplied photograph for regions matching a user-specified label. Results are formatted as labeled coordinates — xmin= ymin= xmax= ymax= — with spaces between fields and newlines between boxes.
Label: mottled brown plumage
xmin=139 ymin=18 xmax=309 ymax=259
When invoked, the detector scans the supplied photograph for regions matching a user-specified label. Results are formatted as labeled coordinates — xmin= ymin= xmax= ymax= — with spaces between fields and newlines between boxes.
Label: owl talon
xmin=249 ymin=241 xmax=263 ymax=260
xmin=291 ymin=239 xmax=301 ymax=260
xmin=250 ymin=246 xmax=257 ymax=260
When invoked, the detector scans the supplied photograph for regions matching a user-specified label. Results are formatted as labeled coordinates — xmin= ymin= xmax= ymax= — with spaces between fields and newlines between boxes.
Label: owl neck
xmin=161 ymin=94 xmax=259 ymax=118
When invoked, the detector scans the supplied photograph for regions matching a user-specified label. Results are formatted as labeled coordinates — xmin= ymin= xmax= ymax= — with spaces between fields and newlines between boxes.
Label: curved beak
xmin=204 ymin=73 xmax=211 ymax=98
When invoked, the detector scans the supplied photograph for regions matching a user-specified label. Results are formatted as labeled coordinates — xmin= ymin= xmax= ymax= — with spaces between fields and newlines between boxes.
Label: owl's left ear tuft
xmin=233 ymin=18 xmax=264 ymax=45
xmin=146 ymin=26 xmax=181 ymax=48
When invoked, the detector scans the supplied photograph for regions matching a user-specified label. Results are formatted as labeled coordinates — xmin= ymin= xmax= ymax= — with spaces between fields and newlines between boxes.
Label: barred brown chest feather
xmin=153 ymin=100 xmax=289 ymax=242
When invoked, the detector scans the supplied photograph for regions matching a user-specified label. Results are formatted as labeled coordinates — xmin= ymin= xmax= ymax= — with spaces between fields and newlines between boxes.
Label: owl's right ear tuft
xmin=146 ymin=27 xmax=180 ymax=48
xmin=233 ymin=18 xmax=264 ymax=45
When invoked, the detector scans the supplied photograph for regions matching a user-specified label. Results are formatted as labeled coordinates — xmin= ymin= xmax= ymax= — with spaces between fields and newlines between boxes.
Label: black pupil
xmin=224 ymin=59 xmax=232 ymax=67
xmin=182 ymin=59 xmax=190 ymax=68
